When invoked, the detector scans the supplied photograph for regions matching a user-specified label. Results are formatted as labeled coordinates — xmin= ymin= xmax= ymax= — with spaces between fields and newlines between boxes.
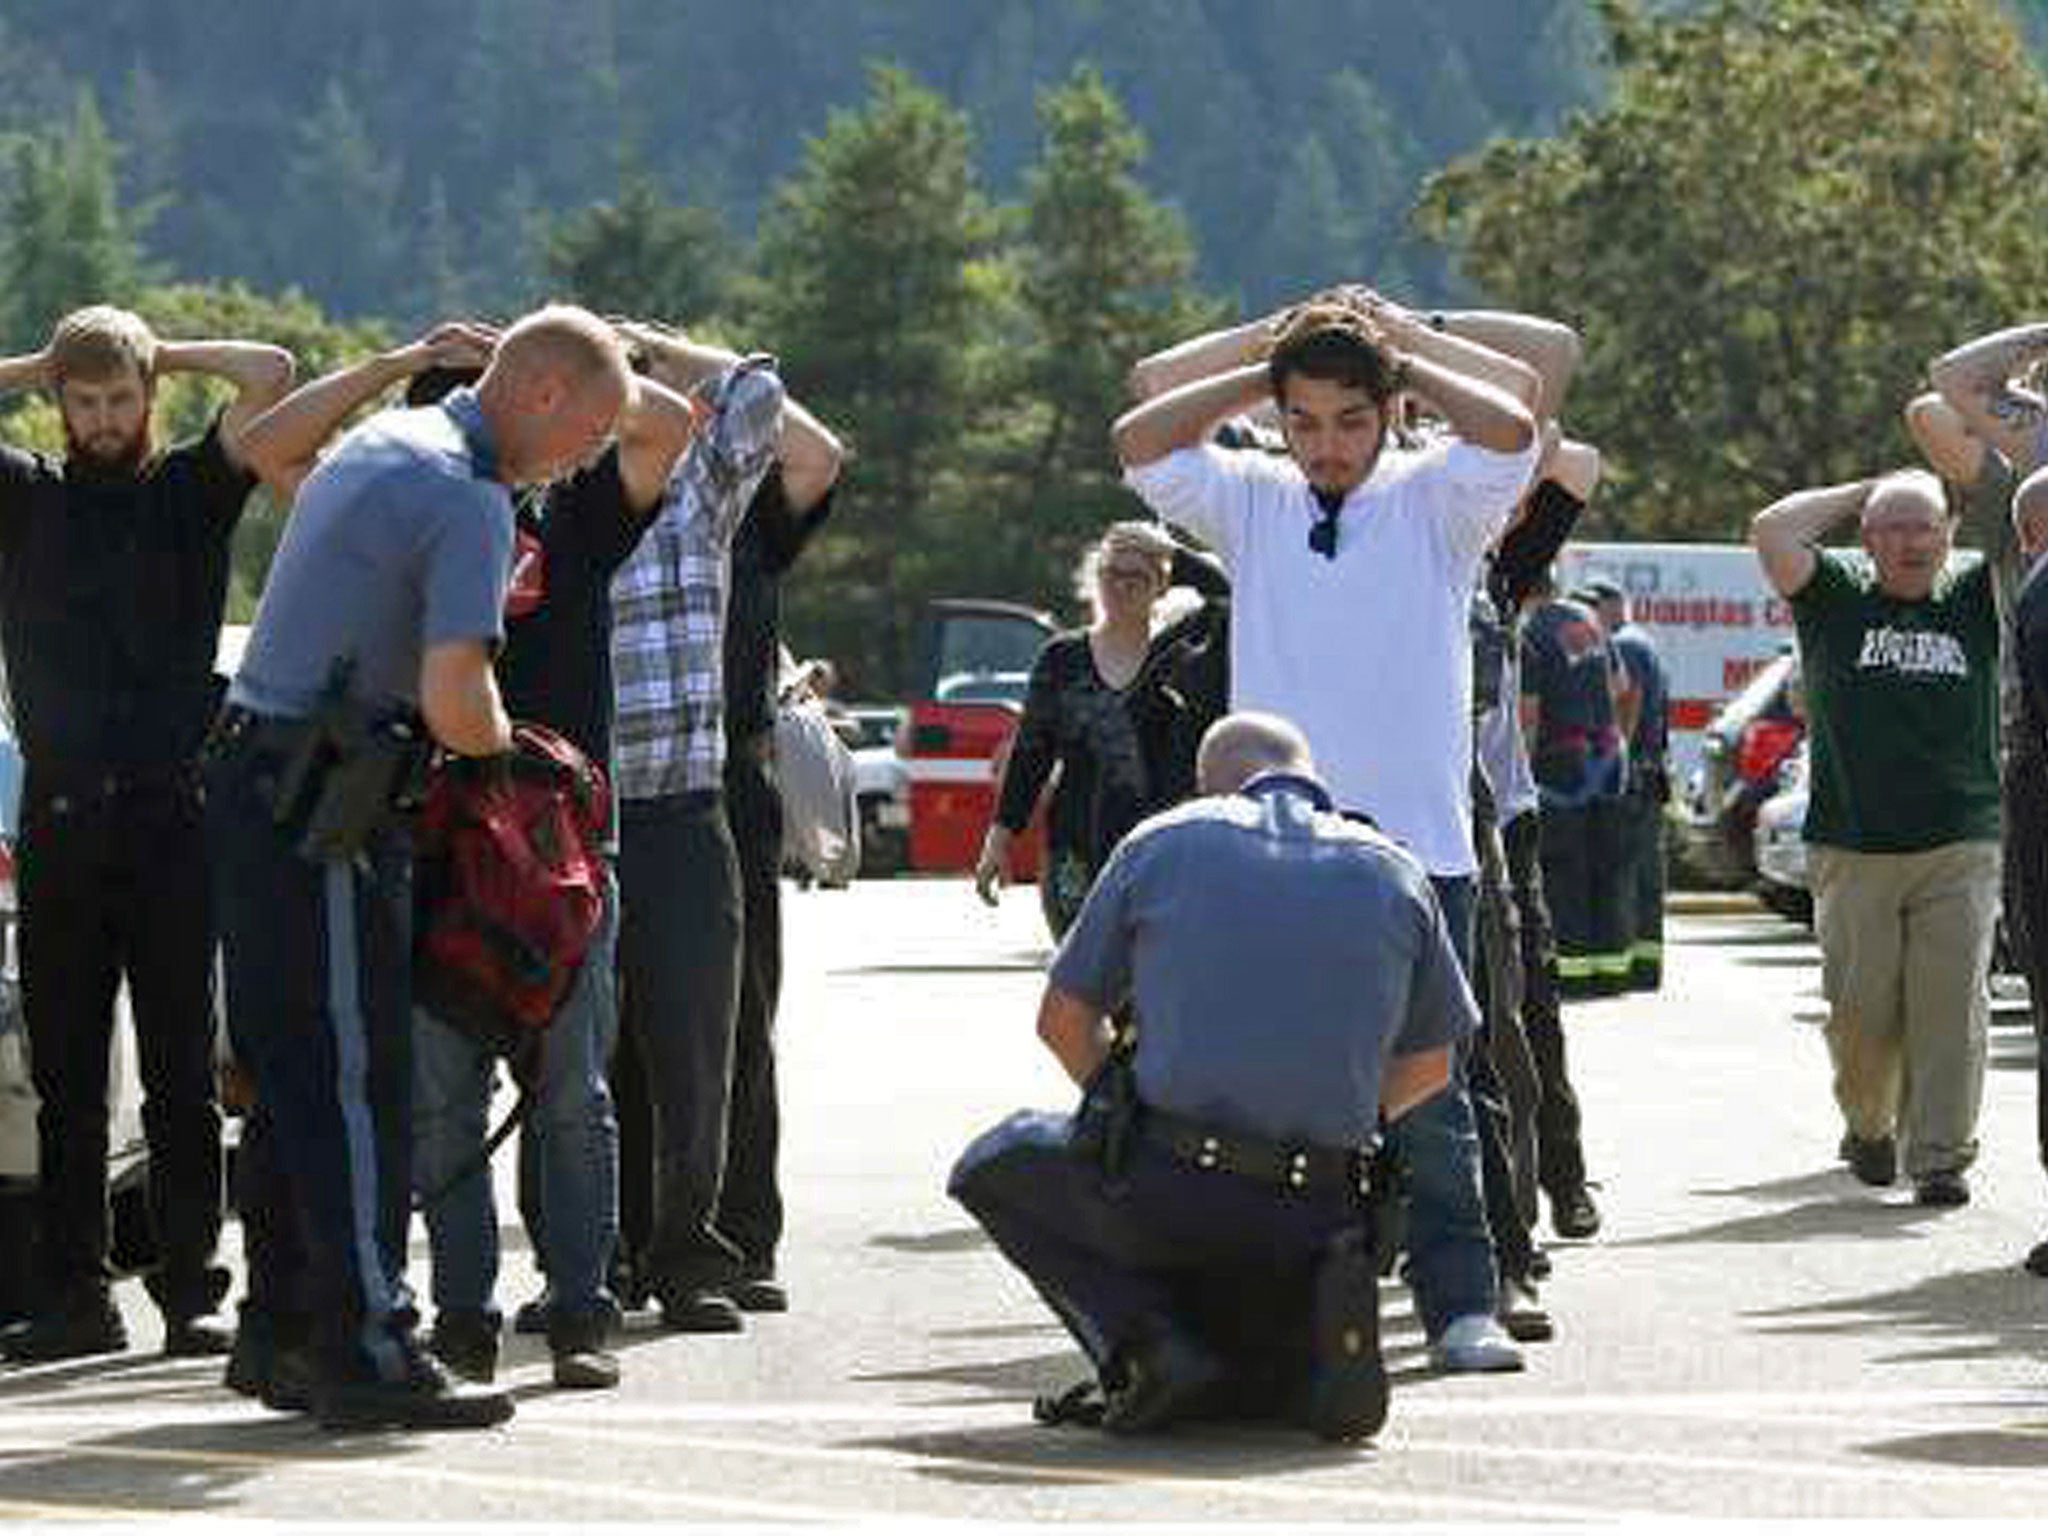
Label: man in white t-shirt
xmin=1114 ymin=295 xmax=1541 ymax=1372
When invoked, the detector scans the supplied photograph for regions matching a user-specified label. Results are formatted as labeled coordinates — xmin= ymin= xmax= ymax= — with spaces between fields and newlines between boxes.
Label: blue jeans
xmin=413 ymin=865 xmax=621 ymax=1327
xmin=1384 ymin=873 xmax=1500 ymax=1337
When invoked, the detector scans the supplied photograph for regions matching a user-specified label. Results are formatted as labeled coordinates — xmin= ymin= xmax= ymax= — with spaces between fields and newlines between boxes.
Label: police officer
xmin=1581 ymin=577 xmax=1672 ymax=991
xmin=213 ymin=306 xmax=629 ymax=1430
xmin=0 ymin=305 xmax=292 ymax=1362
xmin=950 ymin=713 xmax=1473 ymax=1442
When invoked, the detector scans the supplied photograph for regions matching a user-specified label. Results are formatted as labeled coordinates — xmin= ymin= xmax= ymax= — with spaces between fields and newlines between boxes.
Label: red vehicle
xmin=899 ymin=599 xmax=1057 ymax=876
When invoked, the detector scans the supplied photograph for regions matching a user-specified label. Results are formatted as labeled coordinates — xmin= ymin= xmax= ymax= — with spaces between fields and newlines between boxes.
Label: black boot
xmin=0 ymin=1284 xmax=127 ymax=1364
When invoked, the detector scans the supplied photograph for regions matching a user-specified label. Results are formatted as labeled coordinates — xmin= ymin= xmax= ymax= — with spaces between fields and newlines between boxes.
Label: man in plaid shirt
xmin=608 ymin=328 xmax=842 ymax=1332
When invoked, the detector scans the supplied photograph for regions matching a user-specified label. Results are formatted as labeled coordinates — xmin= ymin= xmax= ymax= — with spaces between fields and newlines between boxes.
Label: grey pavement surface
xmin=1 ymin=880 xmax=2047 ymax=1522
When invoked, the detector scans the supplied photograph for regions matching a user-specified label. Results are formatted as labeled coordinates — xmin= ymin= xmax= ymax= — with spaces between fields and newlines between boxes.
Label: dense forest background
xmin=0 ymin=0 xmax=1613 ymax=321
xmin=3 ymin=0 xmax=2047 ymax=691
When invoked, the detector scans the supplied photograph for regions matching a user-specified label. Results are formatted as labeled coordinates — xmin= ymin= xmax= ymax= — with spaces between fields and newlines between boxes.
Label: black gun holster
xmin=1068 ymin=1045 xmax=1142 ymax=1186
xmin=271 ymin=659 xmax=431 ymax=863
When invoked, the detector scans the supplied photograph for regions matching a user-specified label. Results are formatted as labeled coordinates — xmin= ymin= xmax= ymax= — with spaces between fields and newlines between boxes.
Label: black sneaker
xmin=727 ymin=1277 xmax=789 ymax=1314
xmin=426 ymin=1309 xmax=501 ymax=1385
xmin=1 ymin=1289 xmax=128 ymax=1364
xmin=163 ymin=1314 xmax=235 ymax=1358
xmin=1497 ymin=1278 xmax=1555 ymax=1344
xmin=1301 ymin=1230 xmax=1387 ymax=1444
xmin=224 ymin=1325 xmax=316 ymax=1413
xmin=511 ymin=1293 xmax=552 ymax=1337
xmin=314 ymin=1347 xmax=515 ymax=1432
xmin=656 ymin=1286 xmax=744 ymax=1334
xmin=1839 ymin=1133 xmax=1897 ymax=1188
xmin=1550 ymin=1184 xmax=1603 ymax=1240
xmin=548 ymin=1307 xmax=620 ymax=1391
xmin=1913 ymin=1170 xmax=1970 ymax=1208
xmin=2026 ymin=1238 xmax=2048 ymax=1278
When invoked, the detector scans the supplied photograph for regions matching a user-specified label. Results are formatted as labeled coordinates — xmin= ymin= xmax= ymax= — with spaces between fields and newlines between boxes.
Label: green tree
xmin=747 ymin=64 xmax=1001 ymax=694
xmin=1416 ymin=0 xmax=2048 ymax=538
xmin=538 ymin=170 xmax=733 ymax=324
xmin=0 ymin=91 xmax=150 ymax=351
xmin=995 ymin=63 xmax=1220 ymax=597
xmin=278 ymin=80 xmax=405 ymax=320
xmin=136 ymin=282 xmax=388 ymax=617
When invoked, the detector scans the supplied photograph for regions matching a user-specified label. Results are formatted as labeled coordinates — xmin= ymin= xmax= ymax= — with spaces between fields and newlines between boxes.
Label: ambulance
xmin=1551 ymin=542 xmax=1796 ymax=788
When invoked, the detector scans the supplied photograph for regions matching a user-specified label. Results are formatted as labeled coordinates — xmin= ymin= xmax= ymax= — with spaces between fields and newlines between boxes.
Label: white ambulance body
xmin=1551 ymin=542 xmax=1796 ymax=784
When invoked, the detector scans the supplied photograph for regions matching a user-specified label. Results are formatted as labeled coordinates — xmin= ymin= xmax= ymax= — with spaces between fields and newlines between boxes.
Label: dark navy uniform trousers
xmin=950 ymin=1109 xmax=1370 ymax=1412
xmin=206 ymin=737 xmax=418 ymax=1385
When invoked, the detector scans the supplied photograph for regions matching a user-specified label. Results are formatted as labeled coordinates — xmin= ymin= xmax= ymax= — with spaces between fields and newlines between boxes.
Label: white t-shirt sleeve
xmin=1416 ymin=435 xmax=1543 ymax=570
xmin=1123 ymin=444 xmax=1259 ymax=566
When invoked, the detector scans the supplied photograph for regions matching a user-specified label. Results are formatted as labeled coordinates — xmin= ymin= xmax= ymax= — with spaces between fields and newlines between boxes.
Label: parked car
xmin=899 ymin=599 xmax=1056 ymax=876
xmin=1752 ymin=740 xmax=1813 ymax=924
xmin=837 ymin=704 xmax=908 ymax=876
xmin=1678 ymin=648 xmax=1804 ymax=887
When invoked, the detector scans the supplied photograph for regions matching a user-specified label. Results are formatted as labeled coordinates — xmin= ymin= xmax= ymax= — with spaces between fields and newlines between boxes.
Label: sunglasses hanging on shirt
xmin=1308 ymin=487 xmax=1344 ymax=560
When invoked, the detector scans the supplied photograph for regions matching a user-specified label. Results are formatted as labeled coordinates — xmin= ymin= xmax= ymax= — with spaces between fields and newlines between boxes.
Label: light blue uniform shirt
xmin=1050 ymin=773 xmax=1477 ymax=1150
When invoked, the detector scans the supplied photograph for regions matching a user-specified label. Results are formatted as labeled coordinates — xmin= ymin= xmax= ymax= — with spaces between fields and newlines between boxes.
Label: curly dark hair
xmin=1266 ymin=302 xmax=1403 ymax=406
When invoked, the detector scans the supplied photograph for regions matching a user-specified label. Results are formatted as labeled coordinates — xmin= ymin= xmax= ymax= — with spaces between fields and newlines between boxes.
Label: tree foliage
xmin=1417 ymin=0 xmax=2048 ymax=538
xmin=748 ymin=65 xmax=1001 ymax=693
xmin=0 ymin=93 xmax=151 ymax=351
xmin=540 ymin=171 xmax=734 ymax=325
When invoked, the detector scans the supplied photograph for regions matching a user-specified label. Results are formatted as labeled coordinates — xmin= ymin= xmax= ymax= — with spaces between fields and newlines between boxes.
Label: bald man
xmin=209 ymin=305 xmax=628 ymax=1430
xmin=1753 ymin=471 xmax=2002 ymax=1208
xmin=950 ymin=712 xmax=1473 ymax=1443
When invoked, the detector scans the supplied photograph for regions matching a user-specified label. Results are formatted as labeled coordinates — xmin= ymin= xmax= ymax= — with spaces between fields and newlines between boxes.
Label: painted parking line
xmin=515 ymin=1420 xmax=1667 ymax=1523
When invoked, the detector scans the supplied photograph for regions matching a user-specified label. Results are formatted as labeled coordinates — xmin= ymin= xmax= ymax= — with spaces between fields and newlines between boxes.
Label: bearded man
xmin=0 ymin=305 xmax=292 ymax=1361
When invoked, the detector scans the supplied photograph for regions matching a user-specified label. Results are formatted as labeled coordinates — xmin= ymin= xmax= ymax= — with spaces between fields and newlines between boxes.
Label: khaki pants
xmin=1809 ymin=840 xmax=2000 ymax=1178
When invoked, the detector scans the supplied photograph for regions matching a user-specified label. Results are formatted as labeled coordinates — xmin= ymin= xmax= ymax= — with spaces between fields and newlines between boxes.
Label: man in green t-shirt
xmin=1752 ymin=469 xmax=2000 ymax=1209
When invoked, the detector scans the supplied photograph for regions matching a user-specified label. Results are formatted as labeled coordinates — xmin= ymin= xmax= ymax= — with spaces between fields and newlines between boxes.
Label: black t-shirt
xmin=0 ymin=419 xmax=253 ymax=779
xmin=723 ymin=471 xmax=836 ymax=745
xmin=497 ymin=447 xmax=654 ymax=768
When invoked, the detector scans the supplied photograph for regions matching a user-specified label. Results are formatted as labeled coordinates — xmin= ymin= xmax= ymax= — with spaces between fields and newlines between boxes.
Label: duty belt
xmin=1140 ymin=1106 xmax=1371 ymax=1197
xmin=205 ymin=703 xmax=314 ymax=761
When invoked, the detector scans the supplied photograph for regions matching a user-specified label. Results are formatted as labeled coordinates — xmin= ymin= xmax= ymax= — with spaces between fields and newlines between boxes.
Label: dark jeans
xmin=951 ymin=1109 xmax=1370 ymax=1413
xmin=720 ymin=748 xmax=785 ymax=1276
xmin=207 ymin=740 xmax=419 ymax=1386
xmin=1506 ymin=812 xmax=1588 ymax=1197
xmin=18 ymin=772 xmax=223 ymax=1315
xmin=614 ymin=791 xmax=746 ymax=1293
xmin=1617 ymin=785 xmax=1667 ymax=986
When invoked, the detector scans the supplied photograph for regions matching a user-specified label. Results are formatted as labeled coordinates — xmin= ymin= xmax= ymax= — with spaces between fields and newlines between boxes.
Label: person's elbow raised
xmin=1110 ymin=409 xmax=1161 ymax=470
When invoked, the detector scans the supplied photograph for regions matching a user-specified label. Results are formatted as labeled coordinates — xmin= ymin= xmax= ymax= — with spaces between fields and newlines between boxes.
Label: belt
xmin=1141 ymin=1106 xmax=1371 ymax=1197
xmin=206 ymin=703 xmax=314 ymax=760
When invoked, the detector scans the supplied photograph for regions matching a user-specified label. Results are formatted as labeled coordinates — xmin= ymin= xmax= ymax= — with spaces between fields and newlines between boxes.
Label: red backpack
xmin=412 ymin=722 xmax=610 ymax=1061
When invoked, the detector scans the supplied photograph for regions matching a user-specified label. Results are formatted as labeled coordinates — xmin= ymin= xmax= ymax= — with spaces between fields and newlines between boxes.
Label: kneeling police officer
xmin=950 ymin=712 xmax=1472 ymax=1442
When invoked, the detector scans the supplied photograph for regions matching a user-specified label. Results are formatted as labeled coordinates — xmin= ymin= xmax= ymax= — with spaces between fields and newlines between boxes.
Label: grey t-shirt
xmin=1049 ymin=774 xmax=1477 ymax=1149
xmin=233 ymin=389 xmax=513 ymax=717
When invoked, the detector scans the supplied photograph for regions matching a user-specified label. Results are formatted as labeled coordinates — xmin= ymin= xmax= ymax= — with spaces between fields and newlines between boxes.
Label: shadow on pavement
xmin=1860 ymin=1418 xmax=2048 ymax=1470
xmin=847 ymin=1419 xmax=1370 ymax=1488
xmin=0 ymin=1410 xmax=407 ymax=1516
xmin=1620 ymin=1191 xmax=1936 ymax=1247
xmin=868 ymin=1228 xmax=989 ymax=1255
xmin=1743 ymin=1263 xmax=2048 ymax=1366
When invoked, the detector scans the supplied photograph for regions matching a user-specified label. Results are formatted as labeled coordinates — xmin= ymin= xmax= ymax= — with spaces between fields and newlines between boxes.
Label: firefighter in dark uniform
xmin=950 ymin=713 xmax=1472 ymax=1443
xmin=0 ymin=305 xmax=292 ymax=1362
xmin=1581 ymin=578 xmax=1672 ymax=991
xmin=1521 ymin=572 xmax=1630 ymax=998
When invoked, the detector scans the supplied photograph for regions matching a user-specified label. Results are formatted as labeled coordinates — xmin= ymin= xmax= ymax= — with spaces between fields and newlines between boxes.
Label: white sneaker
xmin=1431 ymin=1313 xmax=1526 ymax=1373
